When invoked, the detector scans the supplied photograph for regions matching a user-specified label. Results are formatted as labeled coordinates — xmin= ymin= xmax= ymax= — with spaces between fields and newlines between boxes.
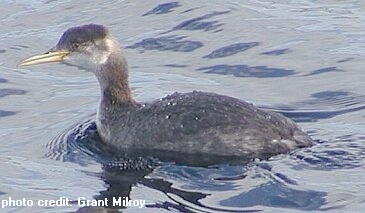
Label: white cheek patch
xmin=98 ymin=51 xmax=109 ymax=64
xmin=64 ymin=53 xmax=98 ymax=71
xmin=105 ymin=38 xmax=114 ymax=50
xmin=91 ymin=38 xmax=114 ymax=64
xmin=99 ymin=38 xmax=114 ymax=64
xmin=63 ymin=38 xmax=115 ymax=70
xmin=83 ymin=46 xmax=109 ymax=65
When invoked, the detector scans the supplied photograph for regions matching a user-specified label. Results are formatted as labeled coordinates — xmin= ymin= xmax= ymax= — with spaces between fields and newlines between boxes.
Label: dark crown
xmin=56 ymin=24 xmax=108 ymax=50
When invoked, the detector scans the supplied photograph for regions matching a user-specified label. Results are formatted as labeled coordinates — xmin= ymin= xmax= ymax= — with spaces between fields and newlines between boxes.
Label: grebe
xmin=19 ymin=24 xmax=313 ymax=160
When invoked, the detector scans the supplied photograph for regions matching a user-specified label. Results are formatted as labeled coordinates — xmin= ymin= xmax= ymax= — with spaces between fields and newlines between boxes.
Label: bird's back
xmin=104 ymin=91 xmax=313 ymax=159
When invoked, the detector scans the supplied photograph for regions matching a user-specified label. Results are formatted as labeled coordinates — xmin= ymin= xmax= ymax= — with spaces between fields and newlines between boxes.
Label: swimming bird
xmin=19 ymin=24 xmax=313 ymax=160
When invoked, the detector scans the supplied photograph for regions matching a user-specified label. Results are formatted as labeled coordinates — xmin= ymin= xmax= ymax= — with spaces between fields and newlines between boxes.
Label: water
xmin=1 ymin=0 xmax=365 ymax=212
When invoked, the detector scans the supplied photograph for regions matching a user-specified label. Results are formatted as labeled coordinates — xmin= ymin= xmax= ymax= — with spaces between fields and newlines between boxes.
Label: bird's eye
xmin=73 ymin=43 xmax=80 ymax=49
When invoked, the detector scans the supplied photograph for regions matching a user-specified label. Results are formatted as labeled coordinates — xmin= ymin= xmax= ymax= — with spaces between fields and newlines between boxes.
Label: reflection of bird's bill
xmin=18 ymin=51 xmax=69 ymax=66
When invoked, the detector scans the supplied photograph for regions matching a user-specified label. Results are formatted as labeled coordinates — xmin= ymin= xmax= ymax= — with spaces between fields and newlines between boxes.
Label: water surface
xmin=1 ymin=0 xmax=365 ymax=212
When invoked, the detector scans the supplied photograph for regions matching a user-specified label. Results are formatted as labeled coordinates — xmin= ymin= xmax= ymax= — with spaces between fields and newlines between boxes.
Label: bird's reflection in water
xmin=48 ymin=119 xmax=324 ymax=212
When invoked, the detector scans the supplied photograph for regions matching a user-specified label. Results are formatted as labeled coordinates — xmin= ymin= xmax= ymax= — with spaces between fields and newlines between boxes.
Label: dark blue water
xmin=1 ymin=0 xmax=365 ymax=212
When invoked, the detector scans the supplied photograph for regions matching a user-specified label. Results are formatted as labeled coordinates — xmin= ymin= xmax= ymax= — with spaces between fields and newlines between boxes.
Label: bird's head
xmin=19 ymin=24 xmax=118 ymax=71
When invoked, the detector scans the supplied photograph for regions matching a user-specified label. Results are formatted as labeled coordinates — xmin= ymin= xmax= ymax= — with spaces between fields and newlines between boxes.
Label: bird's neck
xmin=96 ymin=51 xmax=137 ymax=119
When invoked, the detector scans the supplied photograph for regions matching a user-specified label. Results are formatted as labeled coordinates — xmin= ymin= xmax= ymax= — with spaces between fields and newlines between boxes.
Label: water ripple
xmin=143 ymin=2 xmax=181 ymax=16
xmin=197 ymin=64 xmax=295 ymax=78
xmin=126 ymin=36 xmax=203 ymax=52
xmin=203 ymin=42 xmax=259 ymax=59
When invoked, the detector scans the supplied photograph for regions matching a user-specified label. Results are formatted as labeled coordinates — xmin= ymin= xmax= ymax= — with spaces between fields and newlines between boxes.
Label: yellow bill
xmin=18 ymin=51 xmax=69 ymax=67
